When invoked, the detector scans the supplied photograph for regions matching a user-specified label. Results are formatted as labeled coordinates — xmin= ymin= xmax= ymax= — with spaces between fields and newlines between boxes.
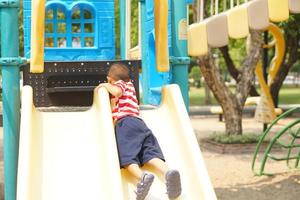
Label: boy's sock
xmin=165 ymin=170 xmax=182 ymax=199
xmin=136 ymin=173 xmax=155 ymax=200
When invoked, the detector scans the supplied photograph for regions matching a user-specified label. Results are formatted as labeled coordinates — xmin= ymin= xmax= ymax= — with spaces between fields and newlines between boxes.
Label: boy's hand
xmin=96 ymin=83 xmax=122 ymax=97
xmin=96 ymin=83 xmax=109 ymax=91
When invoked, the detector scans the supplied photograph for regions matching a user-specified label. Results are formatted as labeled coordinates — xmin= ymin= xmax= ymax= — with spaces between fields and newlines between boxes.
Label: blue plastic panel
xmin=142 ymin=0 xmax=172 ymax=105
xmin=23 ymin=0 xmax=115 ymax=61
xmin=186 ymin=0 xmax=194 ymax=4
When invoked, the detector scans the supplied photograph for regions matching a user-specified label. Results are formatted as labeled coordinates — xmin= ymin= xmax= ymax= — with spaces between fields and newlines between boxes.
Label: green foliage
xmin=279 ymin=14 xmax=300 ymax=36
xmin=189 ymin=66 xmax=201 ymax=81
xmin=291 ymin=61 xmax=300 ymax=72
xmin=209 ymin=133 xmax=263 ymax=144
xmin=115 ymin=0 xmax=120 ymax=58
xmin=130 ymin=0 xmax=139 ymax=48
xmin=228 ymin=38 xmax=247 ymax=68
xmin=189 ymin=66 xmax=202 ymax=88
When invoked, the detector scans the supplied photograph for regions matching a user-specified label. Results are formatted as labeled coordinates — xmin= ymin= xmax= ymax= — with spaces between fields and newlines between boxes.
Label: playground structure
xmin=1 ymin=0 xmax=300 ymax=199
xmin=252 ymin=107 xmax=300 ymax=176
xmin=189 ymin=0 xmax=296 ymax=123
xmin=186 ymin=0 xmax=300 ymax=177
xmin=187 ymin=0 xmax=300 ymax=176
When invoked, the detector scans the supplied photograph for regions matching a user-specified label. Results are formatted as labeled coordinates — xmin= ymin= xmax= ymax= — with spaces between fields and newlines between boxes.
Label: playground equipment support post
xmin=170 ymin=0 xmax=190 ymax=110
xmin=120 ymin=0 xmax=126 ymax=59
xmin=0 ymin=0 xmax=21 ymax=199
xmin=263 ymin=31 xmax=269 ymax=131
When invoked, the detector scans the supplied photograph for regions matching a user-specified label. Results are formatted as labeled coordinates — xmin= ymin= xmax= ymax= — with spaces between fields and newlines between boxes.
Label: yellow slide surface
xmin=17 ymin=85 xmax=216 ymax=200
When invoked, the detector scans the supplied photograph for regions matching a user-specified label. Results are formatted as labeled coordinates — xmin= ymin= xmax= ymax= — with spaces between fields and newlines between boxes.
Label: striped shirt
xmin=112 ymin=80 xmax=139 ymax=122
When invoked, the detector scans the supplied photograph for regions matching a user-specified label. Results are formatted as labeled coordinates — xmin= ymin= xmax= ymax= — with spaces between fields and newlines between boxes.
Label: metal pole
xmin=210 ymin=0 xmax=214 ymax=16
xmin=0 ymin=1 xmax=21 ymax=199
xmin=140 ymin=0 xmax=150 ymax=104
xmin=263 ymin=31 xmax=269 ymax=131
xmin=263 ymin=31 xmax=269 ymax=82
xmin=125 ymin=0 xmax=131 ymax=59
xmin=200 ymin=0 xmax=204 ymax=21
xmin=120 ymin=0 xmax=126 ymax=59
xmin=215 ymin=0 xmax=218 ymax=15
xmin=170 ymin=0 xmax=190 ymax=110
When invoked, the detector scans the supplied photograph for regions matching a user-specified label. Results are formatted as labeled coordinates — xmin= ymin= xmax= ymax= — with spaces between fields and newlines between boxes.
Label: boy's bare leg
xmin=146 ymin=158 xmax=182 ymax=199
xmin=124 ymin=164 xmax=144 ymax=184
xmin=125 ymin=163 xmax=155 ymax=200
xmin=146 ymin=158 xmax=169 ymax=176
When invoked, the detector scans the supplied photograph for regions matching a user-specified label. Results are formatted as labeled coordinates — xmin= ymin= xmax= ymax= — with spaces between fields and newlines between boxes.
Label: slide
xmin=17 ymin=84 xmax=216 ymax=200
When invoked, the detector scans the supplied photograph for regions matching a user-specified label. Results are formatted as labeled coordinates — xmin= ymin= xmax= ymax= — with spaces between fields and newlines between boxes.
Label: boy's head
xmin=107 ymin=63 xmax=130 ymax=83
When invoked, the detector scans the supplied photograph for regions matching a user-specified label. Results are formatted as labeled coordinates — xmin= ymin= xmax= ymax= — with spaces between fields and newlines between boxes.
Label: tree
xmin=191 ymin=1 xmax=263 ymax=135
xmin=219 ymin=45 xmax=259 ymax=96
xmin=198 ymin=31 xmax=262 ymax=135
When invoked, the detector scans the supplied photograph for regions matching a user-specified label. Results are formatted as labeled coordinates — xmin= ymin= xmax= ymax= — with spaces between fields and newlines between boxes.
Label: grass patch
xmin=189 ymin=87 xmax=218 ymax=106
xmin=189 ymin=86 xmax=300 ymax=106
xmin=208 ymin=133 xmax=263 ymax=144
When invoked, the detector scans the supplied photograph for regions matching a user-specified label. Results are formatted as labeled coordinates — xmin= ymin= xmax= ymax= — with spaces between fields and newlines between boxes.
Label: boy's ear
xmin=107 ymin=76 xmax=112 ymax=83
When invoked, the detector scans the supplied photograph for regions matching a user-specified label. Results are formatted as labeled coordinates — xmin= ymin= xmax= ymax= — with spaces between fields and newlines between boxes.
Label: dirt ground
xmin=191 ymin=115 xmax=300 ymax=200
xmin=0 ymin=116 xmax=300 ymax=199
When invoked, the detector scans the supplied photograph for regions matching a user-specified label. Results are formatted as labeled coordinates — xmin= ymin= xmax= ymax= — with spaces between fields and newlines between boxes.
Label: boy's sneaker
xmin=165 ymin=170 xmax=182 ymax=199
xmin=136 ymin=173 xmax=155 ymax=200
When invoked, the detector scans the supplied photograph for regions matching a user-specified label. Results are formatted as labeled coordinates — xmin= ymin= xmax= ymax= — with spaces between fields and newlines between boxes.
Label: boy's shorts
xmin=115 ymin=116 xmax=165 ymax=167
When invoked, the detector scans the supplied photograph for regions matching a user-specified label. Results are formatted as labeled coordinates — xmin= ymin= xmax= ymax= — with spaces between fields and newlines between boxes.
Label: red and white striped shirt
xmin=112 ymin=80 xmax=139 ymax=122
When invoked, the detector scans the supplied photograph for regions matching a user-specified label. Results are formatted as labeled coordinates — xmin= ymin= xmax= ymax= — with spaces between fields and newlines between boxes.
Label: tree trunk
xmin=223 ymin=100 xmax=243 ymax=135
xmin=199 ymin=54 xmax=243 ymax=134
xmin=219 ymin=46 xmax=259 ymax=96
xmin=204 ymin=82 xmax=212 ymax=105
xmin=198 ymin=30 xmax=262 ymax=135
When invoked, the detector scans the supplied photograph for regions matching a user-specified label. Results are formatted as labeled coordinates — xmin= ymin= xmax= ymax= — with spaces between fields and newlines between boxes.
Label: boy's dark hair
xmin=108 ymin=63 xmax=130 ymax=82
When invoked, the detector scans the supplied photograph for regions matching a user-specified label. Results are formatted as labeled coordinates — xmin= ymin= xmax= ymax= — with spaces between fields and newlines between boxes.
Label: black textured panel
xmin=22 ymin=60 xmax=141 ymax=107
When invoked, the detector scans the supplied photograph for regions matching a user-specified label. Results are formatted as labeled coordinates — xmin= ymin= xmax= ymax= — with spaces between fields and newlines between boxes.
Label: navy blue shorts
xmin=115 ymin=116 xmax=165 ymax=167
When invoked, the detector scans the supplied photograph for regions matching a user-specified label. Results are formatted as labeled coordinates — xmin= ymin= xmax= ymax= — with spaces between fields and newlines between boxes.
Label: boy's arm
xmin=97 ymin=83 xmax=123 ymax=98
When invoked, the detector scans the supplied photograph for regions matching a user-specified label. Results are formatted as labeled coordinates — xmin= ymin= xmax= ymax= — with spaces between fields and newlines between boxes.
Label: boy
xmin=97 ymin=63 xmax=181 ymax=200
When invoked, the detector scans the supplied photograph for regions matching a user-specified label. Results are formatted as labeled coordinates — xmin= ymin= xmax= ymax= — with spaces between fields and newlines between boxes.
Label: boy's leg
xmin=145 ymin=159 xmax=181 ymax=199
xmin=124 ymin=164 xmax=144 ymax=184
xmin=125 ymin=164 xmax=154 ymax=200
xmin=146 ymin=158 xmax=169 ymax=176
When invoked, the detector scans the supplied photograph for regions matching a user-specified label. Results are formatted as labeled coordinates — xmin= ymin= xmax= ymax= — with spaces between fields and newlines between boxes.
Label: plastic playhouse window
xmin=45 ymin=37 xmax=54 ymax=47
xmin=72 ymin=37 xmax=81 ymax=47
xmin=46 ymin=9 xmax=54 ymax=20
xmin=84 ymin=9 xmax=92 ymax=19
xmin=57 ymin=23 xmax=66 ymax=33
xmin=84 ymin=23 xmax=93 ymax=33
xmin=45 ymin=3 xmax=95 ymax=48
xmin=71 ymin=7 xmax=95 ymax=48
xmin=72 ymin=23 xmax=81 ymax=33
xmin=72 ymin=9 xmax=80 ymax=19
xmin=45 ymin=5 xmax=67 ymax=48
xmin=84 ymin=37 xmax=94 ymax=47
xmin=57 ymin=8 xmax=65 ymax=20
xmin=58 ymin=37 xmax=66 ymax=47
xmin=45 ymin=23 xmax=54 ymax=33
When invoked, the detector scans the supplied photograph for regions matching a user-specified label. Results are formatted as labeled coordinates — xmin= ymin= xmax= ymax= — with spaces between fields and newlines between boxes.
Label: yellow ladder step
xmin=188 ymin=22 xmax=208 ymax=56
xmin=268 ymin=0 xmax=289 ymax=22
xmin=227 ymin=4 xmax=249 ymax=39
xmin=206 ymin=14 xmax=229 ymax=48
xmin=289 ymin=0 xmax=300 ymax=13
xmin=247 ymin=0 xmax=269 ymax=31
